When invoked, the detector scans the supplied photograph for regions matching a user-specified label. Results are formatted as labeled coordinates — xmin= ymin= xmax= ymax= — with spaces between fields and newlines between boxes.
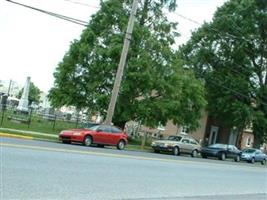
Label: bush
xmin=128 ymin=137 xmax=152 ymax=146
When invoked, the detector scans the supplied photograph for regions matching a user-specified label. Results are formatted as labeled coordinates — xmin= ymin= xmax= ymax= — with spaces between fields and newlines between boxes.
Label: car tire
xmin=251 ymin=157 xmax=255 ymax=164
xmin=235 ymin=155 xmax=240 ymax=162
xmin=173 ymin=146 xmax=180 ymax=156
xmin=117 ymin=140 xmax=125 ymax=150
xmin=191 ymin=150 xmax=198 ymax=158
xmin=261 ymin=159 xmax=266 ymax=165
xmin=84 ymin=136 xmax=93 ymax=147
xmin=219 ymin=152 xmax=226 ymax=161
xmin=201 ymin=154 xmax=207 ymax=158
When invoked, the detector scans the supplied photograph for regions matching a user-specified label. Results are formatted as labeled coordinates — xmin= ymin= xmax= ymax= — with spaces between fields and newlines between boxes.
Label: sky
xmin=0 ymin=0 xmax=226 ymax=94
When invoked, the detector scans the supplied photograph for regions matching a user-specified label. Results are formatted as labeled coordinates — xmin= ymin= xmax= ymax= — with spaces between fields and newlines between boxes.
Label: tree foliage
xmin=179 ymin=0 xmax=267 ymax=142
xmin=18 ymin=82 xmax=41 ymax=105
xmin=49 ymin=0 xmax=206 ymax=129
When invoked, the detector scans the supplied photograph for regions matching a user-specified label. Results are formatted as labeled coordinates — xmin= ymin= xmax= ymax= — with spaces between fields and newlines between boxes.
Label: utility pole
xmin=7 ymin=79 xmax=12 ymax=96
xmin=105 ymin=0 xmax=139 ymax=125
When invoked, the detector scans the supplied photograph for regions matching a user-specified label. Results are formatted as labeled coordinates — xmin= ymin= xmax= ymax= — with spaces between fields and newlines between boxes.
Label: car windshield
xmin=209 ymin=144 xmax=227 ymax=149
xmin=82 ymin=123 xmax=100 ymax=129
xmin=167 ymin=136 xmax=182 ymax=141
xmin=242 ymin=149 xmax=256 ymax=153
xmin=89 ymin=125 xmax=101 ymax=131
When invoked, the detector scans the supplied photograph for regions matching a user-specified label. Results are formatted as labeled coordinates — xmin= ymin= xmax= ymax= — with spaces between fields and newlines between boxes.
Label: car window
xmin=94 ymin=125 xmax=111 ymax=132
xmin=255 ymin=150 xmax=261 ymax=154
xmin=182 ymin=138 xmax=190 ymax=144
xmin=233 ymin=146 xmax=238 ymax=151
xmin=96 ymin=125 xmax=105 ymax=132
xmin=168 ymin=136 xmax=182 ymax=141
xmin=227 ymin=145 xmax=234 ymax=150
xmin=90 ymin=125 xmax=100 ymax=131
xmin=102 ymin=125 xmax=112 ymax=133
xmin=111 ymin=126 xmax=122 ymax=133
xmin=209 ymin=144 xmax=227 ymax=149
xmin=83 ymin=123 xmax=100 ymax=129
xmin=242 ymin=148 xmax=256 ymax=153
xmin=190 ymin=139 xmax=198 ymax=145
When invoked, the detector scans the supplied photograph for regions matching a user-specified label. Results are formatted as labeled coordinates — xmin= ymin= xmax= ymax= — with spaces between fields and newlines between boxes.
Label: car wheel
xmin=173 ymin=146 xmax=180 ymax=156
xmin=261 ymin=159 xmax=266 ymax=165
xmin=84 ymin=136 xmax=92 ymax=147
xmin=219 ymin=152 xmax=226 ymax=161
xmin=117 ymin=140 xmax=125 ymax=150
xmin=201 ymin=154 xmax=207 ymax=158
xmin=191 ymin=150 xmax=198 ymax=158
xmin=251 ymin=157 xmax=255 ymax=164
xmin=235 ymin=155 xmax=240 ymax=162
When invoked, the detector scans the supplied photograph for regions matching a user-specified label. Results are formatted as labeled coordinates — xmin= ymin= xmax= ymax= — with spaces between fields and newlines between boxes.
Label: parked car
xmin=201 ymin=143 xmax=241 ymax=161
xmin=59 ymin=124 xmax=128 ymax=150
xmin=151 ymin=135 xmax=201 ymax=157
xmin=241 ymin=148 xmax=267 ymax=165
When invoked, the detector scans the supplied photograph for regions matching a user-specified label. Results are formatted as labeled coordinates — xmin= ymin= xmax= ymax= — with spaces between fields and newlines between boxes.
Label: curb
xmin=0 ymin=132 xmax=33 ymax=140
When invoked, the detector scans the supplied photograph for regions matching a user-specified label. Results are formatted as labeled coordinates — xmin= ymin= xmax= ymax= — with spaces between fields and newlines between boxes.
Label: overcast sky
xmin=0 ymin=0 xmax=226 ymax=93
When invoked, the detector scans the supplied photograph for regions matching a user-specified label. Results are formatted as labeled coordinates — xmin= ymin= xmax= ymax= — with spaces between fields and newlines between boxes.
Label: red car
xmin=59 ymin=124 xmax=128 ymax=150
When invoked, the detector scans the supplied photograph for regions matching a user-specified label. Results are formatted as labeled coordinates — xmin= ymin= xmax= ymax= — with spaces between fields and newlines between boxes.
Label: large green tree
xmin=18 ymin=82 xmax=41 ymax=105
xmin=179 ymin=0 xmax=267 ymax=143
xmin=49 ymin=0 xmax=206 ymax=129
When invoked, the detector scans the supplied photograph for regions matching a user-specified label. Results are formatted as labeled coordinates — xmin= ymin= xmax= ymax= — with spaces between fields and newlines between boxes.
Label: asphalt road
xmin=1 ymin=137 xmax=267 ymax=200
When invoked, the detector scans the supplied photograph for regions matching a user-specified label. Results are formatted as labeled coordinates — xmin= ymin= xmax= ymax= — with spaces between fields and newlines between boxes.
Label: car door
xmin=180 ymin=138 xmax=191 ymax=153
xmin=98 ymin=125 xmax=113 ymax=144
xmin=255 ymin=150 xmax=263 ymax=161
xmin=190 ymin=139 xmax=200 ymax=151
xmin=92 ymin=125 xmax=110 ymax=144
xmin=227 ymin=145 xmax=239 ymax=158
xmin=110 ymin=126 xmax=123 ymax=145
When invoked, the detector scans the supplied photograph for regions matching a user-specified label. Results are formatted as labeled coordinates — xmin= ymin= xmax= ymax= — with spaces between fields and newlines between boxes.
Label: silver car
xmin=241 ymin=148 xmax=267 ymax=165
xmin=151 ymin=135 xmax=201 ymax=157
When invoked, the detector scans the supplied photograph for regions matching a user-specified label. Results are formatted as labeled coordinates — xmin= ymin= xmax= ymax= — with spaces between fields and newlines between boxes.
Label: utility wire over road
xmin=5 ymin=0 xmax=89 ymax=26
xmin=5 ymin=0 xmax=265 ymax=107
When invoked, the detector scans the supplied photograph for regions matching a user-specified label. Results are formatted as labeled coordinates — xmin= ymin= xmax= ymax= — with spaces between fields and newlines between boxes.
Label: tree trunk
xmin=113 ymin=120 xmax=127 ymax=130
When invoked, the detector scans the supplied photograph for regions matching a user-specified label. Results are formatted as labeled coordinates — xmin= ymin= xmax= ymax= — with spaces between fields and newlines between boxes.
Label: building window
xmin=246 ymin=137 xmax=252 ymax=147
xmin=180 ymin=126 xmax=189 ymax=134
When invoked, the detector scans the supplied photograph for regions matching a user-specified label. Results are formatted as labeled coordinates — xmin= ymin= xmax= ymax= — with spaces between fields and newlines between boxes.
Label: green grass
xmin=0 ymin=110 xmax=81 ymax=135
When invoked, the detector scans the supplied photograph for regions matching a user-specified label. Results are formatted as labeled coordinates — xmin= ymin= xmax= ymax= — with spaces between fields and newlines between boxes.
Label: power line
xmin=6 ymin=0 xmax=88 ymax=26
xmin=172 ymin=11 xmax=251 ymax=43
xmin=207 ymin=76 xmax=267 ymax=107
xmin=172 ymin=12 xmax=267 ymax=101
xmin=62 ymin=0 xmax=100 ymax=9
xmin=173 ymin=11 xmax=267 ymax=78
xmin=6 ymin=0 xmax=266 ymax=106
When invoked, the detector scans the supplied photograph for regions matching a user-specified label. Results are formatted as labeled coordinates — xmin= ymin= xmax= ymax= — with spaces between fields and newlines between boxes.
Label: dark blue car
xmin=200 ymin=143 xmax=241 ymax=161
xmin=241 ymin=148 xmax=267 ymax=165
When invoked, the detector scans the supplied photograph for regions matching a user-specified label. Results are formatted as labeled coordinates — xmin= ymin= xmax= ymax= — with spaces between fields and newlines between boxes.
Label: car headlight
xmin=73 ymin=132 xmax=81 ymax=136
xmin=151 ymin=142 xmax=156 ymax=146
